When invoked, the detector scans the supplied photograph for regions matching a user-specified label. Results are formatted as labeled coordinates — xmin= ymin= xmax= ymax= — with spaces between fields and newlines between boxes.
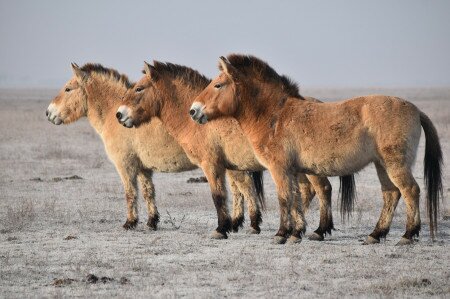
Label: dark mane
xmin=151 ymin=61 xmax=211 ymax=89
xmin=224 ymin=54 xmax=303 ymax=99
xmin=81 ymin=63 xmax=134 ymax=89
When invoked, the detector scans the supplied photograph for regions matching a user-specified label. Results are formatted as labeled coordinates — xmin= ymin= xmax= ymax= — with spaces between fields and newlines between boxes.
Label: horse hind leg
xmin=287 ymin=173 xmax=307 ymax=244
xmin=383 ymin=163 xmax=420 ymax=245
xmin=304 ymin=175 xmax=333 ymax=241
xmin=138 ymin=169 xmax=159 ymax=230
xmin=226 ymin=171 xmax=245 ymax=232
xmin=228 ymin=170 xmax=262 ymax=234
xmin=364 ymin=163 xmax=401 ymax=244
xmin=298 ymin=173 xmax=315 ymax=215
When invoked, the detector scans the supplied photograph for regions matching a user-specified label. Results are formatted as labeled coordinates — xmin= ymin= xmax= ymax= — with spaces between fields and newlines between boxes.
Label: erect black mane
xmin=80 ymin=63 xmax=134 ymax=89
xmin=151 ymin=61 xmax=211 ymax=89
xmin=224 ymin=54 xmax=303 ymax=99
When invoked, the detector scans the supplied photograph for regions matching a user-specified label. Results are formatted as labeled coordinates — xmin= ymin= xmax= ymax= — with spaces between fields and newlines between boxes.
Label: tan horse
xmin=116 ymin=61 xmax=354 ymax=241
xmin=190 ymin=54 xmax=443 ymax=245
xmin=46 ymin=63 xmax=266 ymax=233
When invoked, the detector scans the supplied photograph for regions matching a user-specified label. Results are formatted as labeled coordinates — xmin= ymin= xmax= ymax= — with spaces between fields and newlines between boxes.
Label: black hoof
xmin=363 ymin=235 xmax=380 ymax=245
xmin=273 ymin=236 xmax=287 ymax=244
xmin=396 ymin=237 xmax=414 ymax=246
xmin=123 ymin=219 xmax=138 ymax=230
xmin=246 ymin=227 xmax=261 ymax=234
xmin=308 ymin=232 xmax=324 ymax=241
xmin=287 ymin=235 xmax=302 ymax=244
xmin=147 ymin=214 xmax=159 ymax=231
xmin=232 ymin=216 xmax=244 ymax=233
xmin=147 ymin=220 xmax=157 ymax=231
xmin=250 ymin=210 xmax=263 ymax=228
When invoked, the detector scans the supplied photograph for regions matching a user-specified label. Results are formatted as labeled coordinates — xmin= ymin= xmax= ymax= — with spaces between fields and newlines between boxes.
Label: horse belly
xmin=220 ymin=132 xmax=264 ymax=170
xmin=134 ymin=122 xmax=197 ymax=172
xmin=223 ymin=147 xmax=265 ymax=171
xmin=213 ymin=119 xmax=266 ymax=171
xmin=299 ymin=135 xmax=376 ymax=176
xmin=139 ymin=148 xmax=196 ymax=173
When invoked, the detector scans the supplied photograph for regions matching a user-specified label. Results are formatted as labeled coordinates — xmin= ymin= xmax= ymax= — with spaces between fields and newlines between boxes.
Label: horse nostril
xmin=189 ymin=109 xmax=196 ymax=116
xmin=46 ymin=110 xmax=49 ymax=117
xmin=116 ymin=112 xmax=122 ymax=120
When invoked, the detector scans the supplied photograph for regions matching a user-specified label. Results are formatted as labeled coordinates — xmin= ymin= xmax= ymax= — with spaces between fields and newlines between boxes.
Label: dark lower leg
xmin=367 ymin=163 xmax=401 ymax=241
xmin=212 ymin=193 xmax=232 ymax=236
xmin=204 ymin=167 xmax=230 ymax=238
xmin=384 ymin=164 xmax=421 ymax=242
xmin=245 ymin=187 xmax=262 ymax=233
xmin=138 ymin=171 xmax=159 ymax=230
xmin=307 ymin=175 xmax=333 ymax=237
xmin=123 ymin=187 xmax=138 ymax=229
xmin=250 ymin=209 xmax=262 ymax=233
xmin=402 ymin=185 xmax=421 ymax=240
xmin=275 ymin=195 xmax=291 ymax=238
xmin=232 ymin=193 xmax=245 ymax=232
xmin=369 ymin=190 xmax=400 ymax=240
xmin=269 ymin=168 xmax=294 ymax=243
xmin=227 ymin=174 xmax=245 ymax=232
xmin=298 ymin=174 xmax=315 ymax=214
xmin=289 ymin=179 xmax=306 ymax=239
xmin=228 ymin=170 xmax=262 ymax=233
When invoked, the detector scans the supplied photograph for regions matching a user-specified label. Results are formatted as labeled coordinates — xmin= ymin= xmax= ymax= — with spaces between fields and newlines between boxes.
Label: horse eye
xmin=214 ymin=84 xmax=222 ymax=89
xmin=136 ymin=86 xmax=144 ymax=92
xmin=65 ymin=88 xmax=71 ymax=92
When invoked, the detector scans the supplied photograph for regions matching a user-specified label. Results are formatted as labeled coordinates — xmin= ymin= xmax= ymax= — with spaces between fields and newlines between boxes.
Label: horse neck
xmin=84 ymin=76 xmax=125 ymax=134
xmin=235 ymin=82 xmax=286 ymax=145
xmin=158 ymin=81 xmax=203 ymax=140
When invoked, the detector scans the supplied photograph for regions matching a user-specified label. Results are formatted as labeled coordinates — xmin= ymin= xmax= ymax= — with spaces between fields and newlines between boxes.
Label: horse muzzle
xmin=116 ymin=105 xmax=134 ymax=128
xmin=46 ymin=104 xmax=63 ymax=125
xmin=189 ymin=102 xmax=208 ymax=125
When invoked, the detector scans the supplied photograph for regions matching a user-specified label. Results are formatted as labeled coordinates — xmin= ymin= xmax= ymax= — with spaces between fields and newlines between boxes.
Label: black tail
xmin=339 ymin=175 xmax=357 ymax=222
xmin=251 ymin=171 xmax=266 ymax=211
xmin=420 ymin=112 xmax=443 ymax=240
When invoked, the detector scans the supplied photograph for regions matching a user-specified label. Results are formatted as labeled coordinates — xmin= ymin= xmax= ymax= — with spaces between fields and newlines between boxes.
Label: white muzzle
xmin=116 ymin=105 xmax=134 ymax=128
xmin=189 ymin=102 xmax=208 ymax=124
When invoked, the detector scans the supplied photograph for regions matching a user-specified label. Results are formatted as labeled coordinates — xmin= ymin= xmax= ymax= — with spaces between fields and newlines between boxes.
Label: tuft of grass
xmin=164 ymin=210 xmax=186 ymax=230
xmin=3 ymin=199 xmax=36 ymax=231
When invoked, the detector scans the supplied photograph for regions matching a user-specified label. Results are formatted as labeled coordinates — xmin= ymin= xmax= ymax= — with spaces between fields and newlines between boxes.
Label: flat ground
xmin=0 ymin=88 xmax=449 ymax=297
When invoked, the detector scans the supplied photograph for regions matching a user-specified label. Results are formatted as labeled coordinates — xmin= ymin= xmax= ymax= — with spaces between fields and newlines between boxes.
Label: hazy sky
xmin=1 ymin=0 xmax=449 ymax=88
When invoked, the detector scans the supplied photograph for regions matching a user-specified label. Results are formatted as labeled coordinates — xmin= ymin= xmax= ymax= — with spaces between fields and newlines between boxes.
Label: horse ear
xmin=218 ymin=56 xmax=240 ymax=80
xmin=71 ymin=63 xmax=87 ymax=83
xmin=143 ymin=61 xmax=158 ymax=81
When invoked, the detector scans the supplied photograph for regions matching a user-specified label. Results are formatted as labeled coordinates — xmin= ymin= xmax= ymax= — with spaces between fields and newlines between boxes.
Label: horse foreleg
xmin=269 ymin=167 xmax=295 ymax=244
xmin=203 ymin=165 xmax=231 ymax=239
xmin=117 ymin=165 xmax=139 ymax=230
xmin=138 ymin=169 xmax=159 ymax=230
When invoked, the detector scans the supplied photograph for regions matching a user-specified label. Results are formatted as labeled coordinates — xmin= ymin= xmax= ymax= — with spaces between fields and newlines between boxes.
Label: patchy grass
xmin=2 ymin=199 xmax=36 ymax=232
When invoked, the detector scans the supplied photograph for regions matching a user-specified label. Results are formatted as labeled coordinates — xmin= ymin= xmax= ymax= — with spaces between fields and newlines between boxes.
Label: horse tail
xmin=420 ymin=111 xmax=443 ymax=240
xmin=339 ymin=175 xmax=357 ymax=221
xmin=251 ymin=171 xmax=266 ymax=211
